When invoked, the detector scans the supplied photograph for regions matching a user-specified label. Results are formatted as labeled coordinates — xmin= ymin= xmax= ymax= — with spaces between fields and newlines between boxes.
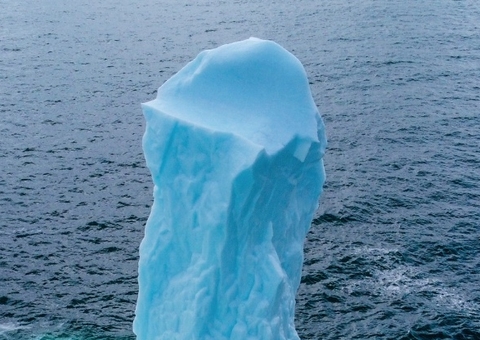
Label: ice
xmin=134 ymin=37 xmax=326 ymax=340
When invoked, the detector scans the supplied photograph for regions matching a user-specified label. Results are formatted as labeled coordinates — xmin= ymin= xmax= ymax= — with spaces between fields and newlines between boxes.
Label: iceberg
xmin=134 ymin=37 xmax=326 ymax=340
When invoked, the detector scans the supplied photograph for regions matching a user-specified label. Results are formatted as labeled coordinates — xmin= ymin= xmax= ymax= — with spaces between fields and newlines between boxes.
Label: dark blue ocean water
xmin=1 ymin=0 xmax=479 ymax=339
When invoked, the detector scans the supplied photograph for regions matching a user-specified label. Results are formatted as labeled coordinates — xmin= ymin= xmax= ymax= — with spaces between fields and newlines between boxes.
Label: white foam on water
xmin=374 ymin=264 xmax=478 ymax=314
xmin=0 ymin=322 xmax=30 ymax=335
xmin=434 ymin=289 xmax=479 ymax=314
xmin=374 ymin=265 xmax=440 ymax=297
xmin=342 ymin=247 xmax=479 ymax=316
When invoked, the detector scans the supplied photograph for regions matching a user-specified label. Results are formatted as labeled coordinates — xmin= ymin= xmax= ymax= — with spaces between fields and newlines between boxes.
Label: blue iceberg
xmin=134 ymin=37 xmax=326 ymax=339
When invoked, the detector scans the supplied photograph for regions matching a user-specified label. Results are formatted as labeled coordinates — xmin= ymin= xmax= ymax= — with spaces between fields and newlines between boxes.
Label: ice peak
xmin=143 ymin=37 xmax=319 ymax=155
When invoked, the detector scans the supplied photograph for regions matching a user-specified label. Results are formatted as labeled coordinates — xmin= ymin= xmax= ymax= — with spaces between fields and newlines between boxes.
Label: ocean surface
xmin=1 ymin=0 xmax=479 ymax=339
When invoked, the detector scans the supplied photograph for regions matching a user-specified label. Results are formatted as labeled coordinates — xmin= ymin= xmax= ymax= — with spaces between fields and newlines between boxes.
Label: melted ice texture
xmin=144 ymin=37 xmax=320 ymax=156
xmin=135 ymin=38 xmax=326 ymax=340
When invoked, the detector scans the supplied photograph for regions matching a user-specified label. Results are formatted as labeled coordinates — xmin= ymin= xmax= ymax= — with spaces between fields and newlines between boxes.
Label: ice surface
xmin=134 ymin=37 xmax=326 ymax=340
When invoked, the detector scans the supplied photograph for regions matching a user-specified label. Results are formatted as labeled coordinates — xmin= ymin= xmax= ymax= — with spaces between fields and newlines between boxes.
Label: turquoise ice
xmin=134 ymin=38 xmax=326 ymax=340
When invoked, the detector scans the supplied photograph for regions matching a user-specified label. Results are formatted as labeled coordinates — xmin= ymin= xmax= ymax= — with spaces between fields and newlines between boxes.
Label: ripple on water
xmin=2 ymin=0 xmax=480 ymax=338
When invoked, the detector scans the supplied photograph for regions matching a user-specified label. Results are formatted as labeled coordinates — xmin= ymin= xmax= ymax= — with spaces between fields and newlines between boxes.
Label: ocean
xmin=1 ymin=0 xmax=479 ymax=339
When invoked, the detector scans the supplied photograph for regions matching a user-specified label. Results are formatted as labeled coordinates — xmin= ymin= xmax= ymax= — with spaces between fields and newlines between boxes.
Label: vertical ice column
xmin=134 ymin=38 xmax=326 ymax=340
